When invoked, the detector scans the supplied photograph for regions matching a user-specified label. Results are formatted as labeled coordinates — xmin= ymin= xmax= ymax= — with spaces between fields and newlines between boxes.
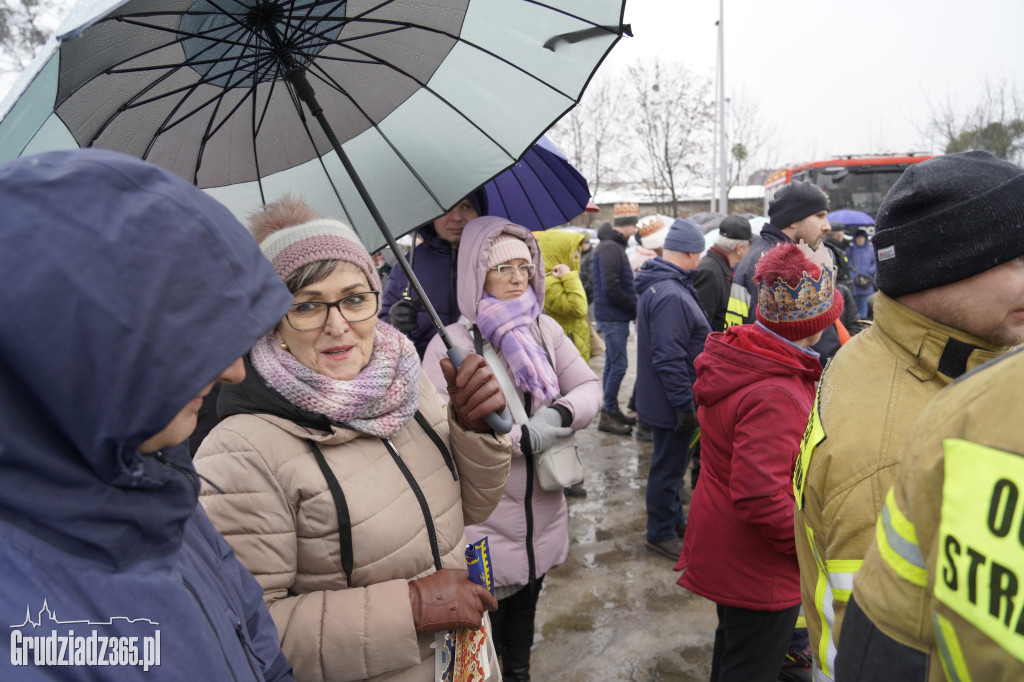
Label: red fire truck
xmin=763 ymin=153 xmax=934 ymax=220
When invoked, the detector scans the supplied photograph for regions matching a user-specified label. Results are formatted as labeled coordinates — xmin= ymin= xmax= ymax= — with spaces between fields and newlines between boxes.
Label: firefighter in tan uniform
xmin=840 ymin=346 xmax=1024 ymax=681
xmin=792 ymin=151 xmax=1024 ymax=682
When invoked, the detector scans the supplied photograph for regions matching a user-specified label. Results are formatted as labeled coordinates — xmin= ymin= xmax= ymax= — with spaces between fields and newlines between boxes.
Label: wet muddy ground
xmin=531 ymin=334 xmax=716 ymax=681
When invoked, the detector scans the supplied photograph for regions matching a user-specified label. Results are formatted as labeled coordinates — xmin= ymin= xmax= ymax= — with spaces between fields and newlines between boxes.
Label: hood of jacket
xmin=633 ymin=256 xmax=697 ymax=294
xmin=695 ymin=325 xmax=823 ymax=408
xmin=416 ymin=222 xmax=455 ymax=256
xmin=0 ymin=149 xmax=292 ymax=569
xmin=597 ymin=220 xmax=628 ymax=246
xmin=456 ymin=216 xmax=545 ymax=325
xmin=533 ymin=229 xmax=585 ymax=273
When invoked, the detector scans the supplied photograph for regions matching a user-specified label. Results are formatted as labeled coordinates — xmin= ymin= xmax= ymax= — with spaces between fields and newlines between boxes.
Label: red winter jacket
xmin=675 ymin=324 xmax=822 ymax=610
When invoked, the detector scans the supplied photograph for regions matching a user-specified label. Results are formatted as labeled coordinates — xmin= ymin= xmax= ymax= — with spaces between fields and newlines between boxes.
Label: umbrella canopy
xmin=702 ymin=217 xmax=766 ymax=256
xmin=484 ymin=136 xmax=591 ymax=230
xmin=0 ymin=0 xmax=626 ymax=254
xmin=826 ymin=208 xmax=875 ymax=227
xmin=689 ymin=211 xmax=727 ymax=234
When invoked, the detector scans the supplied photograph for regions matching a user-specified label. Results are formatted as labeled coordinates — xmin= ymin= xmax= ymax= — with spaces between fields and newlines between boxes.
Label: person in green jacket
xmin=533 ymin=229 xmax=591 ymax=363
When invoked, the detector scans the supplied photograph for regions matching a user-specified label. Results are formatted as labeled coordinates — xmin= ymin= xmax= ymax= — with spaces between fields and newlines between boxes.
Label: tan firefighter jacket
xmin=792 ymin=293 xmax=1009 ymax=681
xmin=851 ymin=346 xmax=1024 ymax=681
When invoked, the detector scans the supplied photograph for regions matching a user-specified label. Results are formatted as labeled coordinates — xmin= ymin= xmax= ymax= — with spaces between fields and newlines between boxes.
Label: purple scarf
xmin=250 ymin=321 xmax=419 ymax=437
xmin=476 ymin=288 xmax=560 ymax=404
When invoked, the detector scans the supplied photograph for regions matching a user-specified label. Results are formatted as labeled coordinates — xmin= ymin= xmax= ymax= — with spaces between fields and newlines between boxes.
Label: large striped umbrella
xmin=0 ymin=0 xmax=628 ymax=430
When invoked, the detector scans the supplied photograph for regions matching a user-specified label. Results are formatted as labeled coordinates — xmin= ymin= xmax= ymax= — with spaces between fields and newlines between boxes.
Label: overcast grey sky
xmin=3 ymin=0 xmax=1022 ymax=172
xmin=604 ymin=0 xmax=1024 ymax=168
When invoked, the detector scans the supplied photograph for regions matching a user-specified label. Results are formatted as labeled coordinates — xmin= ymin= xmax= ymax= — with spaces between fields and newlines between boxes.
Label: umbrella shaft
xmin=285 ymin=69 xmax=454 ymax=351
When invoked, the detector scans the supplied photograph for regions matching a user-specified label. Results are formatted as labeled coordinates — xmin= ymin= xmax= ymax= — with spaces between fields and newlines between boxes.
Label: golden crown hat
xmin=637 ymin=214 xmax=670 ymax=238
xmin=613 ymin=202 xmax=639 ymax=219
xmin=758 ymin=243 xmax=837 ymax=323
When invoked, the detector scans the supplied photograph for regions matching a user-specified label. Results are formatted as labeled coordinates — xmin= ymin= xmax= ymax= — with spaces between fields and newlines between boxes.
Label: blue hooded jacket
xmin=0 ymin=150 xmax=295 ymax=681
xmin=634 ymin=258 xmax=712 ymax=430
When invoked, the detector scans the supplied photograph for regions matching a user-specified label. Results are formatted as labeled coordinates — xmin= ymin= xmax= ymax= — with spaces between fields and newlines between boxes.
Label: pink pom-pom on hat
xmin=248 ymin=195 xmax=381 ymax=292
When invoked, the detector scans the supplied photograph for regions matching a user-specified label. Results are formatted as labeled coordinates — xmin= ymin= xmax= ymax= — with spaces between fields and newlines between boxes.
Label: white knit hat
xmin=487 ymin=233 xmax=532 ymax=268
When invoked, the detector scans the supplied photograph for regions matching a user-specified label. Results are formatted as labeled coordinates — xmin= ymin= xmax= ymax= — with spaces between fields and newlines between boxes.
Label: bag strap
xmin=472 ymin=325 xmax=529 ymax=424
xmin=413 ymin=410 xmax=457 ymax=481
xmin=305 ymin=409 xmax=454 ymax=587
xmin=306 ymin=441 xmax=354 ymax=586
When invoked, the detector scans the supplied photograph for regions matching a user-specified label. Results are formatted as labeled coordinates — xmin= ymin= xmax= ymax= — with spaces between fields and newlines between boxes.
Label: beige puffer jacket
xmin=195 ymin=371 xmax=511 ymax=682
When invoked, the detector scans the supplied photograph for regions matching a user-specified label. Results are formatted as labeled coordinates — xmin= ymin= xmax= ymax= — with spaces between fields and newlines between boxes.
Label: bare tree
xmin=626 ymin=57 xmax=713 ymax=217
xmin=923 ymin=78 xmax=1024 ymax=165
xmin=0 ymin=0 xmax=69 ymax=74
xmin=547 ymin=70 xmax=631 ymax=223
xmin=724 ymin=89 xmax=779 ymax=189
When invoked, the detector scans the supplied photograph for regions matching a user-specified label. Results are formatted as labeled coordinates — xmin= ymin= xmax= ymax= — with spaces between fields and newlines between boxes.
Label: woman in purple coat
xmin=424 ymin=216 xmax=600 ymax=682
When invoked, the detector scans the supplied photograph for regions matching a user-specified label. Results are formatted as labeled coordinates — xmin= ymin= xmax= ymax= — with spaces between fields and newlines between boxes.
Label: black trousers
xmin=490 ymin=577 xmax=545 ymax=682
xmin=710 ymin=603 xmax=800 ymax=682
xmin=835 ymin=594 xmax=927 ymax=681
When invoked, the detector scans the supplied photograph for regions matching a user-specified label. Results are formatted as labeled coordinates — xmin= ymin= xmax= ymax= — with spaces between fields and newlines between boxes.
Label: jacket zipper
xmin=234 ymin=621 xmax=264 ymax=680
xmin=524 ymin=444 xmax=537 ymax=584
xmin=382 ymin=437 xmax=443 ymax=571
xmin=182 ymin=577 xmax=245 ymax=682
xmin=449 ymin=248 xmax=458 ymax=324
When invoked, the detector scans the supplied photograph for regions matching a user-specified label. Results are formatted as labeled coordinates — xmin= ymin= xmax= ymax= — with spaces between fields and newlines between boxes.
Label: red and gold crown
xmin=756 ymin=243 xmax=843 ymax=340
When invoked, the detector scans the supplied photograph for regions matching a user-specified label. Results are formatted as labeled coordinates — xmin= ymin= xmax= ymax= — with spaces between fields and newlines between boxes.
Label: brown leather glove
xmin=439 ymin=353 xmax=507 ymax=433
xmin=408 ymin=568 xmax=498 ymax=634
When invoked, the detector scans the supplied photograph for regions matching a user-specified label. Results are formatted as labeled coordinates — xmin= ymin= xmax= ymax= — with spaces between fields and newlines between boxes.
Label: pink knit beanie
xmin=487 ymin=233 xmax=532 ymax=268
xmin=249 ymin=196 xmax=381 ymax=292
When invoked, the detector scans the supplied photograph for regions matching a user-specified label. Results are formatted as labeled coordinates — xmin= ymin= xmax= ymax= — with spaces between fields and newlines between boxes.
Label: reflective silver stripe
xmin=828 ymin=569 xmax=855 ymax=597
xmin=813 ymin=665 xmax=835 ymax=682
xmin=880 ymin=502 xmax=925 ymax=571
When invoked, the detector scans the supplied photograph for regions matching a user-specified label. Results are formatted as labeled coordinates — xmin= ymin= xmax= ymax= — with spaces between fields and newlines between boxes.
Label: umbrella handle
xmin=446 ymin=346 xmax=514 ymax=435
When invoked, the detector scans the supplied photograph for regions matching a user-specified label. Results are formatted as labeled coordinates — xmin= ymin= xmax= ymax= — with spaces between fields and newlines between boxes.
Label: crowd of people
xmin=1 ymin=146 xmax=1021 ymax=682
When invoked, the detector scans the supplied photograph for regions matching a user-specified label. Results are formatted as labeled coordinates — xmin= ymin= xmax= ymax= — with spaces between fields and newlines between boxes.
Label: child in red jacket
xmin=676 ymin=242 xmax=843 ymax=682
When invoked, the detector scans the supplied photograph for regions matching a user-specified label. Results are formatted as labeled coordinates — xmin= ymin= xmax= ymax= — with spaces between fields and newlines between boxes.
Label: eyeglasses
xmin=488 ymin=263 xmax=536 ymax=280
xmin=285 ymin=291 xmax=380 ymax=331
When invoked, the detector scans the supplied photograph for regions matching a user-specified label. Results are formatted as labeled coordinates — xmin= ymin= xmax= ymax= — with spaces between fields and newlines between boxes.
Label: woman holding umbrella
xmin=423 ymin=216 xmax=600 ymax=682
xmin=195 ymin=197 xmax=512 ymax=682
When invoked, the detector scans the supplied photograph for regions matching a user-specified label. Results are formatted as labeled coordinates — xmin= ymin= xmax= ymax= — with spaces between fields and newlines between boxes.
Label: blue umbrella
xmin=827 ymin=209 xmax=875 ymax=226
xmin=484 ymin=136 xmax=591 ymax=230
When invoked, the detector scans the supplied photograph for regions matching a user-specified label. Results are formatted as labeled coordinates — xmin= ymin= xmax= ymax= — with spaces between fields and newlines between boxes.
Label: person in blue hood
xmin=0 ymin=149 xmax=296 ymax=681
xmin=634 ymin=219 xmax=712 ymax=561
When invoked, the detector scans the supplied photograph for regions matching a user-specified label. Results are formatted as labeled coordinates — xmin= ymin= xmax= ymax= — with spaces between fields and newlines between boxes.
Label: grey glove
xmin=388 ymin=298 xmax=421 ymax=334
xmin=525 ymin=408 xmax=572 ymax=454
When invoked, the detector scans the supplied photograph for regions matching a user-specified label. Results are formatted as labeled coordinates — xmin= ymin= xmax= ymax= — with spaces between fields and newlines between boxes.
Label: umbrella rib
xmin=512 ymin=154 xmax=550 ymax=221
xmin=520 ymin=0 xmax=620 ymax=34
xmin=83 ymin=35 xmax=250 ymax=148
xmin=189 ymin=26 xmax=267 ymax=183
xmin=302 ymin=61 xmax=449 ymax=210
xmin=289 ymin=86 xmax=356 ymax=220
xmin=521 ymin=149 xmax=586 ymax=219
xmin=306 ymin=41 xmax=520 ymax=162
xmin=304 ymin=15 xmax=580 ymax=104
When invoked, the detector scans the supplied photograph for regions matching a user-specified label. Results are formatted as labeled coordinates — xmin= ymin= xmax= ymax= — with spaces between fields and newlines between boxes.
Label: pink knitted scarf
xmin=250 ymin=321 xmax=419 ymax=437
xmin=477 ymin=288 xmax=560 ymax=404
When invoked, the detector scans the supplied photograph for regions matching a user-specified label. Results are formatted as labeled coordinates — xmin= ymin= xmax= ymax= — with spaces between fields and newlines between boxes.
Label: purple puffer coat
xmin=424 ymin=216 xmax=601 ymax=587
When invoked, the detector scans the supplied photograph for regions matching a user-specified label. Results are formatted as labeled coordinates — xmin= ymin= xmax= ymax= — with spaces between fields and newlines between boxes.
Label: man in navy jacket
xmin=593 ymin=204 xmax=640 ymax=434
xmin=635 ymin=219 xmax=712 ymax=559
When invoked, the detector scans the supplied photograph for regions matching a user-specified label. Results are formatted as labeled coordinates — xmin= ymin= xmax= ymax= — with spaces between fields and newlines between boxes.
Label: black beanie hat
xmin=873 ymin=151 xmax=1024 ymax=297
xmin=768 ymin=181 xmax=829 ymax=229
